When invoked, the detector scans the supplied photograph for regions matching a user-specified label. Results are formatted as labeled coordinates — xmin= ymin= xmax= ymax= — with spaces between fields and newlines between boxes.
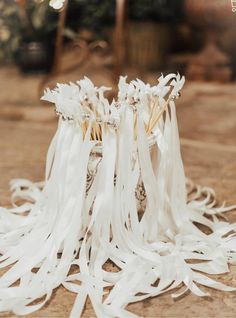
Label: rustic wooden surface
xmin=0 ymin=78 xmax=236 ymax=317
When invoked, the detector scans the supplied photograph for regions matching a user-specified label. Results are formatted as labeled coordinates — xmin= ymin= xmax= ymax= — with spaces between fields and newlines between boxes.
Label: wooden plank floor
xmin=0 ymin=81 xmax=236 ymax=317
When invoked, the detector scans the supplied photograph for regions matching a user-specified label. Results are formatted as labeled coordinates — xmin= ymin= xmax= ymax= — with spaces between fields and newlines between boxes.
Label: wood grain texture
xmin=0 ymin=81 xmax=236 ymax=317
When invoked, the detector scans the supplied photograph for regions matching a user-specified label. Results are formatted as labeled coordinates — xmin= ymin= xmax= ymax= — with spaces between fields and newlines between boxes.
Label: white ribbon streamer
xmin=0 ymin=74 xmax=236 ymax=318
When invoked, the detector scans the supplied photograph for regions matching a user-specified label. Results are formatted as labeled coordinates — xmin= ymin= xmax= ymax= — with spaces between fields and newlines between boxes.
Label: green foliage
xmin=129 ymin=0 xmax=184 ymax=21
xmin=0 ymin=0 xmax=184 ymax=63
xmin=66 ymin=0 xmax=183 ymax=33
xmin=66 ymin=0 xmax=115 ymax=32
xmin=0 ymin=0 xmax=58 ymax=63
xmin=0 ymin=1 xmax=20 ymax=61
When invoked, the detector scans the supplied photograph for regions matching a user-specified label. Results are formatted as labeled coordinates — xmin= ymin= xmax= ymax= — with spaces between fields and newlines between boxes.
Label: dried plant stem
xmin=147 ymin=97 xmax=171 ymax=135
xmin=146 ymin=99 xmax=158 ymax=133
xmin=81 ymin=122 xmax=87 ymax=138
xmin=83 ymin=98 xmax=171 ymax=141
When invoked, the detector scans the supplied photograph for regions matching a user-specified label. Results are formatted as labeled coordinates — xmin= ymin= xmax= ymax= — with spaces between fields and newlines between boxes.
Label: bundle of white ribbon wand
xmin=0 ymin=74 xmax=236 ymax=318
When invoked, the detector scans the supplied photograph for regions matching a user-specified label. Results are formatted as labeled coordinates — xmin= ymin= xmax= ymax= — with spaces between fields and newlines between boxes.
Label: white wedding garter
xmin=0 ymin=74 xmax=236 ymax=317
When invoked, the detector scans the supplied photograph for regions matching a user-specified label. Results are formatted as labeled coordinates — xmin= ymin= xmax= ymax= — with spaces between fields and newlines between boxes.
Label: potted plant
xmin=0 ymin=0 xmax=58 ymax=73
xmin=126 ymin=0 xmax=184 ymax=70
xmin=0 ymin=1 xmax=21 ymax=64
xmin=62 ymin=0 xmax=115 ymax=44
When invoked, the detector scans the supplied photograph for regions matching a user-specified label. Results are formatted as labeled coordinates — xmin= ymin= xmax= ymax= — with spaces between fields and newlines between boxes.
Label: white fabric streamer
xmin=0 ymin=74 xmax=236 ymax=318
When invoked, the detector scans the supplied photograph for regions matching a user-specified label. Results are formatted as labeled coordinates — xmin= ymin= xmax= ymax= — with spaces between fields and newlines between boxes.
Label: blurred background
xmin=0 ymin=0 xmax=236 ymax=110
